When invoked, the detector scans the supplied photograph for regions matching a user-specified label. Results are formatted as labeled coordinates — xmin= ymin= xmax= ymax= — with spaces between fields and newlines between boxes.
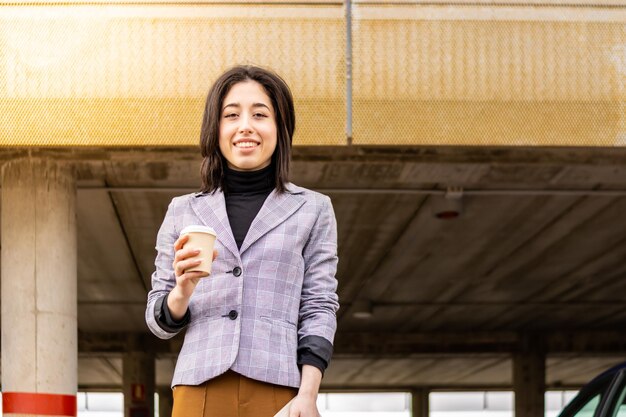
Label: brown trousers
xmin=171 ymin=370 xmax=298 ymax=417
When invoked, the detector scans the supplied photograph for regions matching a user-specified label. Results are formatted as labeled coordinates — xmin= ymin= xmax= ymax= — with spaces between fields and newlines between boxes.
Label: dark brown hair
xmin=199 ymin=65 xmax=295 ymax=193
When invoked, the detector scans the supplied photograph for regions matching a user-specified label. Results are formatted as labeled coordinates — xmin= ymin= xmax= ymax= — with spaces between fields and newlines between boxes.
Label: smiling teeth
xmin=235 ymin=142 xmax=258 ymax=148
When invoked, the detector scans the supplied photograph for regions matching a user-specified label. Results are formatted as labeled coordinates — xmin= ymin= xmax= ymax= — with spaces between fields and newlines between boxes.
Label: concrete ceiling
xmin=2 ymin=145 xmax=626 ymax=390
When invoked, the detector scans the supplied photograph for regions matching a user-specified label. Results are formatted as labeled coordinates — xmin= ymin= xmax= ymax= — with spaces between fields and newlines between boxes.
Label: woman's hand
xmin=167 ymin=234 xmax=218 ymax=320
xmin=288 ymin=394 xmax=320 ymax=417
xmin=290 ymin=365 xmax=322 ymax=417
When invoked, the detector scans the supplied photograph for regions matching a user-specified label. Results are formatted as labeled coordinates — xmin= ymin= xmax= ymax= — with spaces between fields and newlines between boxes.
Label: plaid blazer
xmin=145 ymin=183 xmax=339 ymax=388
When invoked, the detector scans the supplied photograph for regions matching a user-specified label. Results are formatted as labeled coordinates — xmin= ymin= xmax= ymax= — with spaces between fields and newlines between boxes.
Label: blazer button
xmin=232 ymin=267 xmax=242 ymax=277
xmin=228 ymin=310 xmax=238 ymax=320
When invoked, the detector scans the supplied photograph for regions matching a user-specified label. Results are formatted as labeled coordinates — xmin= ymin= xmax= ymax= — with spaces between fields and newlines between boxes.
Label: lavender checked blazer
xmin=145 ymin=183 xmax=339 ymax=388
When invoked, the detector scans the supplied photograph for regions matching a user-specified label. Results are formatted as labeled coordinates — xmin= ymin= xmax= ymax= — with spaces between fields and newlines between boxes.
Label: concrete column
xmin=123 ymin=344 xmax=155 ymax=417
xmin=157 ymin=387 xmax=173 ymax=417
xmin=411 ymin=388 xmax=429 ymax=417
xmin=1 ymin=159 xmax=77 ymax=416
xmin=513 ymin=338 xmax=546 ymax=417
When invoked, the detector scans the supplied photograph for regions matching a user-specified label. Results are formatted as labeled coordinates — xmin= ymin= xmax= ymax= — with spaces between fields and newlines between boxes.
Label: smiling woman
xmin=198 ymin=65 xmax=296 ymax=194
xmin=218 ymin=81 xmax=278 ymax=172
xmin=145 ymin=65 xmax=339 ymax=417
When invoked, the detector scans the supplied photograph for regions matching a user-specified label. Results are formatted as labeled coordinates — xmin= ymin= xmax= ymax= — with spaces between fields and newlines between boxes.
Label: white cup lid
xmin=180 ymin=225 xmax=217 ymax=236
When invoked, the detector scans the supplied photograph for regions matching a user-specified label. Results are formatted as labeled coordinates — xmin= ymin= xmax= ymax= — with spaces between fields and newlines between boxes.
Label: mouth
xmin=233 ymin=139 xmax=261 ymax=149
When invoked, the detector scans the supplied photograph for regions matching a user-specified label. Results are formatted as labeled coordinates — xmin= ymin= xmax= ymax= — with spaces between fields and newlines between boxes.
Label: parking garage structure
xmin=1 ymin=1 xmax=626 ymax=416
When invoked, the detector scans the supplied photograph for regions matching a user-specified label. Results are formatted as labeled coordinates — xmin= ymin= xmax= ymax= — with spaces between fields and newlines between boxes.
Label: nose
xmin=238 ymin=114 xmax=254 ymax=134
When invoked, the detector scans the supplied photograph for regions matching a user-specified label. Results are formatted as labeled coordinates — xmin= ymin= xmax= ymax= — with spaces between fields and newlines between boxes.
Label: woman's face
xmin=219 ymin=80 xmax=278 ymax=172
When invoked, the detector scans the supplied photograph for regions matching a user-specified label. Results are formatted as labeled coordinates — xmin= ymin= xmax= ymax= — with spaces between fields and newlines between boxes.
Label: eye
xmin=254 ymin=113 xmax=268 ymax=118
xmin=223 ymin=113 xmax=237 ymax=119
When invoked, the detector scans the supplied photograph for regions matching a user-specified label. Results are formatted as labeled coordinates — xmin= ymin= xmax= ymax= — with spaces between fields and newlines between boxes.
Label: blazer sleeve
xmin=145 ymin=197 xmax=187 ymax=339
xmin=298 ymin=195 xmax=340 ymax=368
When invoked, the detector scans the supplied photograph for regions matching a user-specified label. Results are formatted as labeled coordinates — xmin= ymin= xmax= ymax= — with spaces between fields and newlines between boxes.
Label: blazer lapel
xmin=190 ymin=190 xmax=240 ymax=259
xmin=239 ymin=184 xmax=306 ymax=255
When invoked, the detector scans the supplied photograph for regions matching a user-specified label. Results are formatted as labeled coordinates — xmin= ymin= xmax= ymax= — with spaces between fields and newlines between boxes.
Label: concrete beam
xmin=1 ymin=159 xmax=77 ymax=416
xmin=78 ymin=332 xmax=183 ymax=355
xmin=77 ymin=331 xmax=626 ymax=356
xmin=157 ymin=388 xmax=173 ymax=417
xmin=123 ymin=348 xmax=155 ymax=417
xmin=1 ymin=145 xmax=626 ymax=166
xmin=513 ymin=336 xmax=546 ymax=417
xmin=411 ymin=388 xmax=429 ymax=417
xmin=333 ymin=331 xmax=626 ymax=356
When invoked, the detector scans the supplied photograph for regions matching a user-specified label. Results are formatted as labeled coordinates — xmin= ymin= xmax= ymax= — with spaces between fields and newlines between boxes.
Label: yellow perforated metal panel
xmin=352 ymin=5 xmax=626 ymax=146
xmin=0 ymin=5 xmax=346 ymax=146
xmin=1 ymin=3 xmax=625 ymax=147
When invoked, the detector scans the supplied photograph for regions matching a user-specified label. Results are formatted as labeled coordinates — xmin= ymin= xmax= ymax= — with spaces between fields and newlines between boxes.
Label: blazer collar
xmin=191 ymin=182 xmax=306 ymax=257
xmin=190 ymin=190 xmax=239 ymax=259
xmin=239 ymin=185 xmax=305 ymax=254
xmin=284 ymin=182 xmax=306 ymax=195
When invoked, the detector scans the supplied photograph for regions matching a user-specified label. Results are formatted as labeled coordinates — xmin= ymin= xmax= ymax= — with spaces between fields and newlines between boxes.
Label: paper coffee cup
xmin=180 ymin=225 xmax=217 ymax=275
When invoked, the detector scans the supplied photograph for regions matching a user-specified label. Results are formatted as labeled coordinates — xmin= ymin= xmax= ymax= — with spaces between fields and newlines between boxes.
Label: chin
xmin=231 ymin=161 xmax=262 ymax=171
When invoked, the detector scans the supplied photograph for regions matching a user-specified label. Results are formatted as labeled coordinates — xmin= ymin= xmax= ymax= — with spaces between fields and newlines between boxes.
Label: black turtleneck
xmin=223 ymin=163 xmax=275 ymax=249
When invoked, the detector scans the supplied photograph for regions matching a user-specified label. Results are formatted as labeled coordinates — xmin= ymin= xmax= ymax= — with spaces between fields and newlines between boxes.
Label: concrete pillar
xmin=157 ymin=387 xmax=173 ymax=417
xmin=123 ymin=343 xmax=155 ymax=417
xmin=411 ymin=388 xmax=429 ymax=417
xmin=1 ymin=159 xmax=77 ymax=416
xmin=513 ymin=338 xmax=546 ymax=417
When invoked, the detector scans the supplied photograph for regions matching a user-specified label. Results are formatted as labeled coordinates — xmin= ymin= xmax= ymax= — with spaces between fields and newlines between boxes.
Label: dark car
xmin=559 ymin=362 xmax=626 ymax=417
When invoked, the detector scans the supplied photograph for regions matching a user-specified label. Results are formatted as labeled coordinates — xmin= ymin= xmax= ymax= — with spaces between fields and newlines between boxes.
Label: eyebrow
xmin=222 ymin=102 xmax=271 ymax=111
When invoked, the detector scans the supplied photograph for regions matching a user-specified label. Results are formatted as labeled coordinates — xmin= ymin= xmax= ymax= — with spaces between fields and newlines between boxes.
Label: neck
xmin=224 ymin=162 xmax=275 ymax=194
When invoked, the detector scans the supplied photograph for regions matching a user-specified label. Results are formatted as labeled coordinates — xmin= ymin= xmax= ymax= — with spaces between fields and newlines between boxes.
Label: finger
xmin=174 ymin=246 xmax=201 ymax=263
xmin=173 ymin=234 xmax=189 ymax=251
xmin=288 ymin=404 xmax=300 ymax=417
xmin=179 ymin=270 xmax=209 ymax=282
xmin=191 ymin=270 xmax=210 ymax=279
xmin=212 ymin=249 xmax=218 ymax=261
xmin=175 ymin=258 xmax=202 ymax=276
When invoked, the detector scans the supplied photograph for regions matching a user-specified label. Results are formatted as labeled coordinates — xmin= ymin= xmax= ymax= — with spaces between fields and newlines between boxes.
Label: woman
xmin=145 ymin=65 xmax=339 ymax=417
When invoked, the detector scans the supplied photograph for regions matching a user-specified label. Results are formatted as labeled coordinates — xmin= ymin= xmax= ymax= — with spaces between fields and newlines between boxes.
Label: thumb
xmin=288 ymin=404 xmax=299 ymax=417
